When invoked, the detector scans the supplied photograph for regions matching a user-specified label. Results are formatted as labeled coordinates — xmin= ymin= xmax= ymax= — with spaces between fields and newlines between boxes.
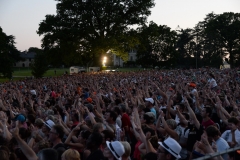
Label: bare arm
xmin=84 ymin=107 xmax=97 ymax=125
xmin=12 ymin=122 xmax=38 ymax=160
xmin=155 ymin=114 xmax=166 ymax=135
xmin=161 ymin=115 xmax=179 ymax=141
xmin=132 ymin=98 xmax=141 ymax=127
xmin=224 ymin=95 xmax=230 ymax=106
xmin=0 ymin=112 xmax=12 ymax=141
xmin=176 ymin=107 xmax=188 ymax=125
xmin=130 ymin=116 xmax=140 ymax=139
xmin=184 ymin=97 xmax=200 ymax=129
xmin=136 ymin=127 xmax=156 ymax=154
xmin=194 ymin=91 xmax=202 ymax=112
xmin=152 ymin=82 xmax=167 ymax=100
xmin=138 ymin=143 xmax=146 ymax=154
xmin=215 ymin=95 xmax=231 ymax=119
xmin=166 ymin=96 xmax=175 ymax=118
xmin=103 ymin=121 xmax=114 ymax=133
xmin=64 ymin=127 xmax=84 ymax=148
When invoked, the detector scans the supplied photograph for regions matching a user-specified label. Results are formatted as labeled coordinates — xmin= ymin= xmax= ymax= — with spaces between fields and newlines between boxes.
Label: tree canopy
xmin=37 ymin=0 xmax=155 ymax=67
xmin=0 ymin=27 xmax=21 ymax=78
xmin=136 ymin=12 xmax=240 ymax=69
xmin=136 ymin=22 xmax=177 ymax=67
xmin=200 ymin=12 xmax=240 ymax=68
xmin=37 ymin=2 xmax=239 ymax=69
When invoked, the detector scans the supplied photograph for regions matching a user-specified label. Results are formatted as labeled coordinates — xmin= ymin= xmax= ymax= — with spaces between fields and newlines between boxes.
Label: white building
xmin=220 ymin=61 xmax=230 ymax=69
xmin=15 ymin=52 xmax=36 ymax=67
xmin=113 ymin=49 xmax=137 ymax=67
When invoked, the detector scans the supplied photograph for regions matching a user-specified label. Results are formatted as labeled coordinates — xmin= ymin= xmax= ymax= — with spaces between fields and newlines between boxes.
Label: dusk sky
xmin=0 ymin=0 xmax=239 ymax=51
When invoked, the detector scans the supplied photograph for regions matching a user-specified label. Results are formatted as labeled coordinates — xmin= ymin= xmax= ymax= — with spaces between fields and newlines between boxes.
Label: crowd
xmin=0 ymin=67 xmax=240 ymax=160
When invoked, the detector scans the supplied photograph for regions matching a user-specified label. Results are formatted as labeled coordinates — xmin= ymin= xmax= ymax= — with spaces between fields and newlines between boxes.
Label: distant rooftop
xmin=19 ymin=52 xmax=36 ymax=59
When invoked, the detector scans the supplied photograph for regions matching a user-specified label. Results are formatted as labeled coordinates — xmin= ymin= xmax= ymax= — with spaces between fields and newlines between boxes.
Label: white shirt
xmin=208 ymin=78 xmax=217 ymax=88
xmin=176 ymin=125 xmax=189 ymax=159
xmin=195 ymin=104 xmax=204 ymax=115
xmin=221 ymin=129 xmax=240 ymax=147
xmin=115 ymin=123 xmax=122 ymax=141
xmin=30 ymin=89 xmax=37 ymax=95
xmin=159 ymin=105 xmax=166 ymax=110
xmin=172 ymin=106 xmax=180 ymax=123
xmin=116 ymin=115 xmax=122 ymax=128
xmin=190 ymin=88 xmax=197 ymax=103
xmin=216 ymin=137 xmax=229 ymax=160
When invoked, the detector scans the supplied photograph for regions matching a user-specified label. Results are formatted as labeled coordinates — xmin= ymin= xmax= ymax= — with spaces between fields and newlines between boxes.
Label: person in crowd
xmin=157 ymin=137 xmax=182 ymax=160
xmin=201 ymin=107 xmax=215 ymax=129
xmin=120 ymin=141 xmax=131 ymax=160
xmin=119 ymin=104 xmax=131 ymax=139
xmin=64 ymin=123 xmax=91 ymax=160
xmin=104 ymin=110 xmax=121 ymax=141
xmin=103 ymin=141 xmax=125 ymax=160
xmin=86 ymin=132 xmax=104 ymax=160
xmin=61 ymin=149 xmax=81 ymax=160
xmin=49 ymin=124 xmax=67 ymax=160
xmin=221 ymin=117 xmax=240 ymax=148
xmin=145 ymin=98 xmax=156 ymax=118
xmin=38 ymin=148 xmax=58 ymax=160
xmin=208 ymin=73 xmax=218 ymax=91
xmin=101 ymin=129 xmax=115 ymax=151
xmin=206 ymin=125 xmax=229 ymax=160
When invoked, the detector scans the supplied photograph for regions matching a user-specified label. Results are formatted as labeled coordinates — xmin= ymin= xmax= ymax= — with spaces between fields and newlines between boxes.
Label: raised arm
xmin=160 ymin=111 xmax=179 ymax=141
xmin=215 ymin=95 xmax=231 ymax=119
xmin=0 ymin=111 xmax=12 ymax=141
xmin=12 ymin=122 xmax=38 ymax=160
xmin=135 ymin=127 xmax=156 ymax=154
xmin=64 ymin=123 xmax=85 ymax=148
xmin=84 ymin=106 xmax=96 ymax=125
xmin=132 ymin=97 xmax=141 ymax=127
xmin=193 ymin=91 xmax=203 ymax=112
xmin=166 ymin=95 xmax=175 ymax=118
xmin=130 ymin=116 xmax=140 ymax=139
xmin=184 ymin=97 xmax=200 ymax=129
xmin=152 ymin=82 xmax=167 ymax=100
xmin=176 ymin=106 xmax=188 ymax=125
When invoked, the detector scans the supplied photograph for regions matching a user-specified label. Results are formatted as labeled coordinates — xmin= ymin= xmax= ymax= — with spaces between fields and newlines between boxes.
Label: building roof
xmin=19 ymin=52 xmax=36 ymax=59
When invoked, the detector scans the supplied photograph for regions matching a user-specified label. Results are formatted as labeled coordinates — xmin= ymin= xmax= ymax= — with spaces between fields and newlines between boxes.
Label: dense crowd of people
xmin=0 ymin=67 xmax=240 ymax=160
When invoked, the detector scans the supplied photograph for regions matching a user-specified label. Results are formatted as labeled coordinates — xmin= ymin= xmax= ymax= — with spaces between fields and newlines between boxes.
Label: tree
xmin=175 ymin=28 xmax=197 ymax=67
xmin=37 ymin=0 xmax=155 ymax=66
xmin=200 ymin=12 xmax=240 ymax=68
xmin=0 ymin=27 xmax=21 ymax=79
xmin=136 ymin=22 xmax=178 ymax=67
xmin=29 ymin=47 xmax=49 ymax=78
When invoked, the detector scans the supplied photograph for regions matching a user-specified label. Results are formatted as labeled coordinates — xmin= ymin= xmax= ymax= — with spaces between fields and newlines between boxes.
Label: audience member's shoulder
xmin=86 ymin=149 xmax=104 ymax=160
xmin=53 ymin=143 xmax=67 ymax=150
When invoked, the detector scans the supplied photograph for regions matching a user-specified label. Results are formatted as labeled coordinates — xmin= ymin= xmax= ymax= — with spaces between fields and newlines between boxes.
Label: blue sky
xmin=0 ymin=0 xmax=239 ymax=51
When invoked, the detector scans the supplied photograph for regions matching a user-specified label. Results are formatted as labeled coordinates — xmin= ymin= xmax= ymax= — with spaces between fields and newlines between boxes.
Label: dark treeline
xmin=1 ymin=0 xmax=240 ymax=78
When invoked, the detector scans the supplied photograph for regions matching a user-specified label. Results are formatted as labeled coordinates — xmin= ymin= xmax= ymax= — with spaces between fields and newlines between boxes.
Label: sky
xmin=0 ymin=0 xmax=239 ymax=51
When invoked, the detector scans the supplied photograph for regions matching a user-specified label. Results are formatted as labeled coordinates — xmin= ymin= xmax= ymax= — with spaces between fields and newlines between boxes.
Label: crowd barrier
xmin=193 ymin=146 xmax=240 ymax=160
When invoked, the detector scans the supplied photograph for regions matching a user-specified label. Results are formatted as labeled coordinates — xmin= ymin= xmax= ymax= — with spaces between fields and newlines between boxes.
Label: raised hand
xmin=72 ymin=122 xmax=82 ymax=132
xmin=11 ymin=121 xmax=20 ymax=138
xmin=120 ymin=128 xmax=125 ymax=140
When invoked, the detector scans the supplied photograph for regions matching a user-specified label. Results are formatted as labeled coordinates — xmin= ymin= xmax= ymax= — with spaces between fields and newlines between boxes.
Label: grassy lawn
xmin=0 ymin=67 xmax=144 ymax=83
xmin=12 ymin=68 xmax=67 ymax=77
